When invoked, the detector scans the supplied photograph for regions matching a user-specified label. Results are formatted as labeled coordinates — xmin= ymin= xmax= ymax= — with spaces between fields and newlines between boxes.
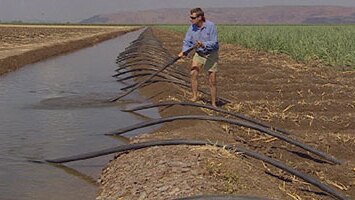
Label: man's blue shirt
xmin=182 ymin=20 xmax=219 ymax=54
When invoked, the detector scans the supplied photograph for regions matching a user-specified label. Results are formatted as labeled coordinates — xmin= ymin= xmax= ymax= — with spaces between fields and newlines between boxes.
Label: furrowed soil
xmin=97 ymin=28 xmax=354 ymax=200
xmin=0 ymin=24 xmax=138 ymax=76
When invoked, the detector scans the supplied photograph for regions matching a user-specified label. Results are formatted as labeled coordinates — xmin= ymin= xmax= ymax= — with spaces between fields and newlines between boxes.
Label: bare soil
xmin=0 ymin=25 xmax=138 ymax=76
xmin=97 ymin=28 xmax=354 ymax=200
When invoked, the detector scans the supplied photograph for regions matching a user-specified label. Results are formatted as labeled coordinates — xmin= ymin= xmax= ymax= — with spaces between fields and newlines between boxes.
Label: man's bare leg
xmin=208 ymin=71 xmax=217 ymax=107
xmin=190 ymin=62 xmax=201 ymax=101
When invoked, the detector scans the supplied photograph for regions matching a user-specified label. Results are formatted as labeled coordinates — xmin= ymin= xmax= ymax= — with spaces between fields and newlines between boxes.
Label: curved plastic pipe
xmin=110 ymin=55 xmax=182 ymax=102
xmin=119 ymin=46 xmax=170 ymax=58
xmin=115 ymin=73 xmax=168 ymax=82
xmin=116 ymin=58 xmax=166 ymax=69
xmin=117 ymin=52 xmax=172 ymax=63
xmin=113 ymin=67 xmax=189 ymax=83
xmin=46 ymin=140 xmax=209 ymax=163
xmin=42 ymin=139 xmax=346 ymax=200
xmin=106 ymin=115 xmax=341 ymax=165
xmin=175 ymin=195 xmax=269 ymax=200
xmin=119 ymin=78 xmax=231 ymax=104
xmin=115 ymin=62 xmax=188 ymax=80
xmin=122 ymin=101 xmax=290 ymax=135
xmin=117 ymin=51 xmax=172 ymax=62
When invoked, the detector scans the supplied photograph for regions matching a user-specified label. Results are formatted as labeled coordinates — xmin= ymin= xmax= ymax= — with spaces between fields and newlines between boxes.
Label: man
xmin=178 ymin=7 xmax=219 ymax=107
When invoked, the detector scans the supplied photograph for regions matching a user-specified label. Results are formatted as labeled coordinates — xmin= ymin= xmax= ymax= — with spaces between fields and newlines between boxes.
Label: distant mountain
xmin=80 ymin=6 xmax=355 ymax=24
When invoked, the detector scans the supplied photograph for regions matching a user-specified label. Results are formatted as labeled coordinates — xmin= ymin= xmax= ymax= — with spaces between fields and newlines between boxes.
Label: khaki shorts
xmin=192 ymin=51 xmax=219 ymax=72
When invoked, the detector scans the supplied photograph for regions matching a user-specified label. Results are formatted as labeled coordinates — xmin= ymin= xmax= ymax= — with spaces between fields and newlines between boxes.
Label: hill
xmin=80 ymin=6 xmax=355 ymax=24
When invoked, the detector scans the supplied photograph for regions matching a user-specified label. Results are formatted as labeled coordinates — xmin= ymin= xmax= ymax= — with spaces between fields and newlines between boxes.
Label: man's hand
xmin=179 ymin=44 xmax=199 ymax=58
xmin=196 ymin=41 xmax=204 ymax=48
xmin=178 ymin=51 xmax=186 ymax=58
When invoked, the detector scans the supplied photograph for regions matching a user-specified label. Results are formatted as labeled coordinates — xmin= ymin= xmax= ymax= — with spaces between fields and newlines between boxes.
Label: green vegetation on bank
xmin=160 ymin=25 xmax=355 ymax=69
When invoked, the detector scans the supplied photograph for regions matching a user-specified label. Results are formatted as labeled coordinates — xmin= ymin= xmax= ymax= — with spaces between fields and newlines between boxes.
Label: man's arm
xmin=182 ymin=26 xmax=194 ymax=53
xmin=202 ymin=24 xmax=218 ymax=51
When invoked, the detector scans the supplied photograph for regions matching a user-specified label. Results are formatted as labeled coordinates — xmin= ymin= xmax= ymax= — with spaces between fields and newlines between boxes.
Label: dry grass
xmin=324 ymin=179 xmax=350 ymax=191
xmin=279 ymin=183 xmax=303 ymax=200
xmin=329 ymin=133 xmax=355 ymax=144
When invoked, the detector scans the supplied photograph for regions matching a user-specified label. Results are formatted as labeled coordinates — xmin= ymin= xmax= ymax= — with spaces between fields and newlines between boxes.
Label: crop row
xmin=161 ymin=25 xmax=355 ymax=69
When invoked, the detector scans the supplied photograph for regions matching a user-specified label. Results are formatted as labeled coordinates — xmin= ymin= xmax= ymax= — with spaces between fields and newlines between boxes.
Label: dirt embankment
xmin=97 ymin=28 xmax=354 ymax=200
xmin=0 ymin=25 xmax=139 ymax=76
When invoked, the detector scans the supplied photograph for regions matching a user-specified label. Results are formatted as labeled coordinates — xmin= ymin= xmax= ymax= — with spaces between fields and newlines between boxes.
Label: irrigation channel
xmin=40 ymin=28 xmax=348 ymax=200
xmin=0 ymin=29 xmax=161 ymax=200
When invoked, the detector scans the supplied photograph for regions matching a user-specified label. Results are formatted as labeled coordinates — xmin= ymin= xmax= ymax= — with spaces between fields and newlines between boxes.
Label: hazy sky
xmin=1 ymin=0 xmax=355 ymax=22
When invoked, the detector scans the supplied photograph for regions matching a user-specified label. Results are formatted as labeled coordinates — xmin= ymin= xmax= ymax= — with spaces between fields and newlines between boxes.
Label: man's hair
xmin=190 ymin=7 xmax=205 ymax=21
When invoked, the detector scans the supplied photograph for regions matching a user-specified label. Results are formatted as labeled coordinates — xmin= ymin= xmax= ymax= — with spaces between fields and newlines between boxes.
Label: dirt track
xmin=98 ymin=28 xmax=354 ymax=200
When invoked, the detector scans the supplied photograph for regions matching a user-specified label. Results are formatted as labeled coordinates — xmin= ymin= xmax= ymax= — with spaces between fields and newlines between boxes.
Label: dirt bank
xmin=0 ymin=26 xmax=139 ymax=76
xmin=97 ymin=28 xmax=354 ymax=200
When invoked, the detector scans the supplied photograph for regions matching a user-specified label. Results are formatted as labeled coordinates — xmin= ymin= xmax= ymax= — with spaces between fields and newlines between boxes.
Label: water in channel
xmin=0 ymin=29 xmax=160 ymax=200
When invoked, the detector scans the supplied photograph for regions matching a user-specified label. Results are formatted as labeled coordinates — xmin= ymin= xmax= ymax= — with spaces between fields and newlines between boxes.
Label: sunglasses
xmin=190 ymin=16 xmax=198 ymax=19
